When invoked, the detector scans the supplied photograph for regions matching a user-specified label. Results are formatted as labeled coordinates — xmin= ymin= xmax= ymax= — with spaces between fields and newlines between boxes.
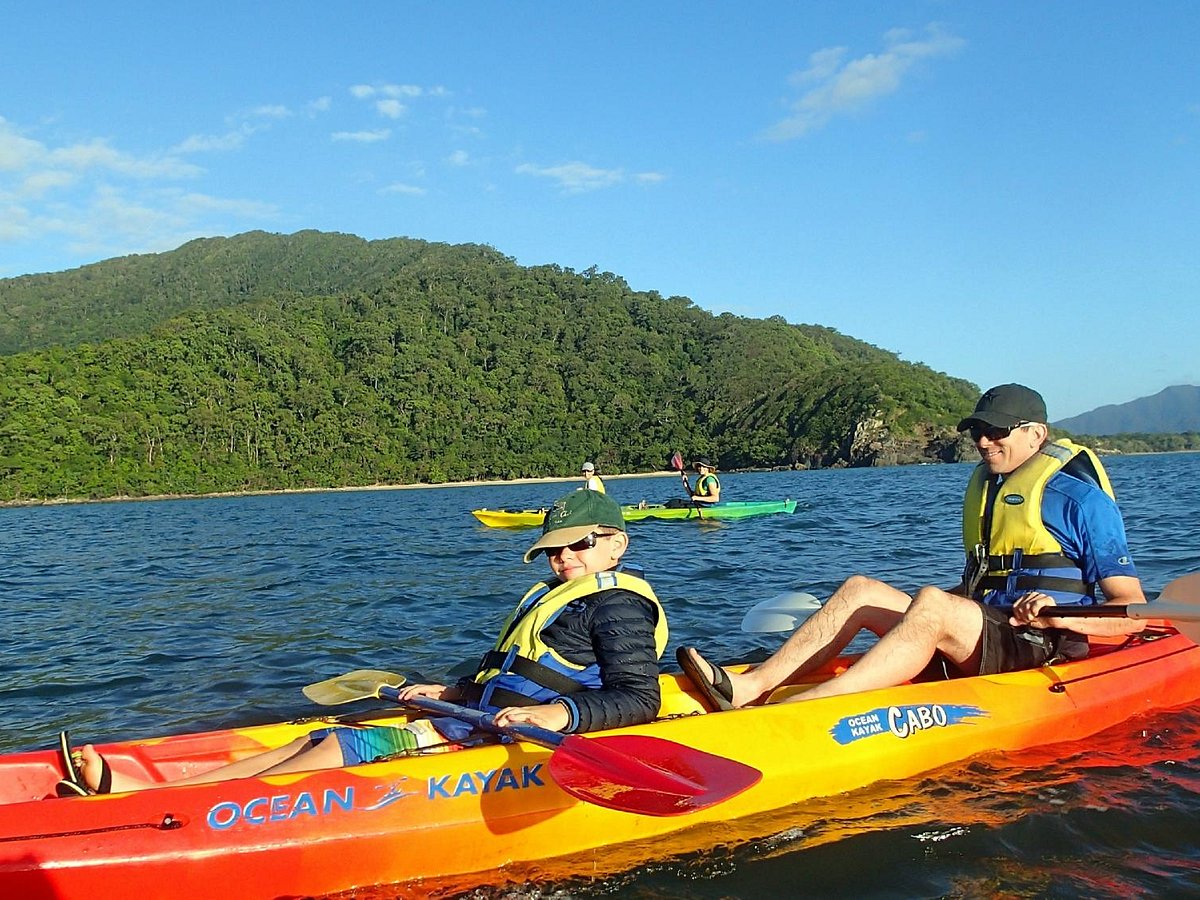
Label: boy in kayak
xmin=62 ymin=490 xmax=666 ymax=795
xmin=679 ymin=383 xmax=1146 ymax=710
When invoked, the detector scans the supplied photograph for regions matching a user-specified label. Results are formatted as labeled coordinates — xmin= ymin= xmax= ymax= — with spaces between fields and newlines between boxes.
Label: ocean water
xmin=2 ymin=455 xmax=1198 ymax=897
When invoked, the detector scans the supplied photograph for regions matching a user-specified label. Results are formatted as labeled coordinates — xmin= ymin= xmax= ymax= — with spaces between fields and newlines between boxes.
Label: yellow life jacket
xmin=961 ymin=439 xmax=1115 ymax=600
xmin=693 ymin=473 xmax=720 ymax=501
xmin=470 ymin=569 xmax=667 ymax=708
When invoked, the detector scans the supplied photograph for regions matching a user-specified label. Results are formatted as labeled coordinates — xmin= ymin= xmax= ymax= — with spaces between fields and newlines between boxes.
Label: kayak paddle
xmin=670 ymin=451 xmax=703 ymax=519
xmin=1032 ymin=572 xmax=1200 ymax=644
xmin=741 ymin=591 xmax=823 ymax=633
xmin=302 ymin=669 xmax=408 ymax=705
xmin=303 ymin=672 xmax=761 ymax=817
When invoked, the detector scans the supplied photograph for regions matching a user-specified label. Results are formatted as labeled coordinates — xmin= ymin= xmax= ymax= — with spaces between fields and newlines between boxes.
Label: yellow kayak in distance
xmin=472 ymin=499 xmax=798 ymax=528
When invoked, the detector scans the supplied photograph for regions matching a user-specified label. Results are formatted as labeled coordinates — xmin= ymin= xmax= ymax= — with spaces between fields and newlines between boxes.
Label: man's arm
xmin=1012 ymin=575 xmax=1148 ymax=636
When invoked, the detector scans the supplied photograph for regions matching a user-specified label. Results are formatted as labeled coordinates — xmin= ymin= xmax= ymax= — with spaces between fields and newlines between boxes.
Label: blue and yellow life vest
xmin=961 ymin=439 xmax=1115 ymax=603
xmin=469 ymin=569 xmax=667 ymax=711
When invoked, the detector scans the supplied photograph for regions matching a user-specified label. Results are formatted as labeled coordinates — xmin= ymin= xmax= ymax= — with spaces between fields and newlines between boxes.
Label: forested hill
xmin=0 ymin=230 xmax=980 ymax=503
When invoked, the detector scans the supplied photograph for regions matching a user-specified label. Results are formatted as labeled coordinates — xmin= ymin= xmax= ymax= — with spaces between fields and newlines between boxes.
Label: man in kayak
xmin=679 ymin=383 xmax=1146 ymax=710
xmin=63 ymin=490 xmax=666 ymax=794
xmin=581 ymin=460 xmax=605 ymax=493
xmin=691 ymin=458 xmax=721 ymax=505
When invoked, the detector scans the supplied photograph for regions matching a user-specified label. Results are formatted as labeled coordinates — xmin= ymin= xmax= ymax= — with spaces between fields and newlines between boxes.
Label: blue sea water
xmin=2 ymin=455 xmax=1199 ymax=897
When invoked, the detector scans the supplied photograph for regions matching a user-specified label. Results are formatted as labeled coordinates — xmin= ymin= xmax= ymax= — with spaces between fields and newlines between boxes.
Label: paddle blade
xmin=741 ymin=591 xmax=822 ymax=633
xmin=303 ymin=670 xmax=406 ymax=705
xmin=549 ymin=733 xmax=761 ymax=816
xmin=670 ymin=451 xmax=684 ymax=472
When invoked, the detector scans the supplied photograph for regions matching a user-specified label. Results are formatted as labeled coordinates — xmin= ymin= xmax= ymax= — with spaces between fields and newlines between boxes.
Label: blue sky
xmin=2 ymin=2 xmax=1197 ymax=419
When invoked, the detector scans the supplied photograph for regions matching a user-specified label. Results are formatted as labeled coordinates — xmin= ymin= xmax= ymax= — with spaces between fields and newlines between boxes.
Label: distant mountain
xmin=1054 ymin=385 xmax=1200 ymax=435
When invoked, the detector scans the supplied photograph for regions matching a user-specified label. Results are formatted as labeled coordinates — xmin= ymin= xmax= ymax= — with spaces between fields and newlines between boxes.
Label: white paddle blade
xmin=302 ymin=669 xmax=407 ymax=706
xmin=741 ymin=591 xmax=822 ymax=633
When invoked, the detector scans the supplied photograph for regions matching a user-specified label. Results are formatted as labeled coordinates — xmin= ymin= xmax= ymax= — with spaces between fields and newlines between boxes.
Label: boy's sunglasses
xmin=547 ymin=532 xmax=610 ymax=555
xmin=968 ymin=422 xmax=1035 ymax=442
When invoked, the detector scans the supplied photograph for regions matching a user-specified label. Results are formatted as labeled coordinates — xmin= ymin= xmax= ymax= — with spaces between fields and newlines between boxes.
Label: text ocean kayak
xmin=472 ymin=498 xmax=798 ymax=528
xmin=1 ymin=627 xmax=1196 ymax=898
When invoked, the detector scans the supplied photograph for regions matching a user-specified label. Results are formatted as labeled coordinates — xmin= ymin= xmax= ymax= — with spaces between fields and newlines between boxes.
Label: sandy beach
xmin=2 ymin=470 xmax=677 ymax=508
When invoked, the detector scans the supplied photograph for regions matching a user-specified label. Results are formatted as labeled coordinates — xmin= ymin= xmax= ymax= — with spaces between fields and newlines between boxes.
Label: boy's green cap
xmin=523 ymin=490 xmax=626 ymax=563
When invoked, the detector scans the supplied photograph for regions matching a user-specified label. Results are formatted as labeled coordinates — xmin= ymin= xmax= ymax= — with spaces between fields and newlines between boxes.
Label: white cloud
xmin=376 ymin=99 xmax=407 ymax=119
xmin=250 ymin=104 xmax=292 ymax=119
xmin=172 ymin=129 xmax=249 ymax=154
xmin=516 ymin=161 xmax=664 ymax=194
xmin=48 ymin=140 xmax=201 ymax=178
xmin=0 ymin=115 xmax=277 ymax=263
xmin=0 ymin=202 xmax=31 ymax=240
xmin=446 ymin=149 xmax=470 ymax=166
xmin=765 ymin=24 xmax=965 ymax=141
xmin=381 ymin=182 xmax=426 ymax=196
xmin=331 ymin=129 xmax=391 ymax=143
xmin=352 ymin=83 xmax=440 ymax=100
xmin=36 ymin=185 xmax=281 ymax=262
xmin=0 ymin=117 xmax=46 ymax=170
xmin=380 ymin=84 xmax=423 ymax=99
xmin=21 ymin=170 xmax=78 ymax=197
xmin=308 ymin=96 xmax=332 ymax=114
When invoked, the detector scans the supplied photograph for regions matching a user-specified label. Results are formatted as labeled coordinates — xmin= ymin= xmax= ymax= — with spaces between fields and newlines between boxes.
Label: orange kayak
xmin=1 ymin=628 xmax=1197 ymax=899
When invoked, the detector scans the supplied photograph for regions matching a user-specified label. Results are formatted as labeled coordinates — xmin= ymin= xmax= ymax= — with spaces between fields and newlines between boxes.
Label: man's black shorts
xmin=976 ymin=604 xmax=1061 ymax=675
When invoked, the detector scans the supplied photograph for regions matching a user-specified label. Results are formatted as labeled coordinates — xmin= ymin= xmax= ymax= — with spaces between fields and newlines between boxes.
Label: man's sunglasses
xmin=547 ymin=532 xmax=611 ymax=555
xmin=968 ymin=422 xmax=1036 ymax=442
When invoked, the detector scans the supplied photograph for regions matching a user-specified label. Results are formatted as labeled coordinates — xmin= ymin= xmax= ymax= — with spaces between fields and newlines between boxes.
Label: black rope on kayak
xmin=0 ymin=813 xmax=183 ymax=843
xmin=1048 ymin=639 xmax=1197 ymax=693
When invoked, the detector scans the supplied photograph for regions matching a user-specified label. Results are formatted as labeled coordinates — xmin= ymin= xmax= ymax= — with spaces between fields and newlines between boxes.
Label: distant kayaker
xmin=580 ymin=460 xmax=605 ymax=493
xmin=60 ymin=490 xmax=666 ymax=795
xmin=679 ymin=383 xmax=1147 ymax=710
xmin=691 ymin=458 xmax=721 ymax=505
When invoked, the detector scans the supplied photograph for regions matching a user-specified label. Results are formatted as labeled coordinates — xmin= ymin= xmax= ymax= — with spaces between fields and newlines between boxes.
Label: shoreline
xmin=0 ymin=470 xmax=677 ymax=509
xmin=6 ymin=448 xmax=1190 ymax=509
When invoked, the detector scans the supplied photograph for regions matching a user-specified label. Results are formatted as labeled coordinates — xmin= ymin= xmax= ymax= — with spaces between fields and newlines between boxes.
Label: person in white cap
xmin=580 ymin=460 xmax=605 ymax=493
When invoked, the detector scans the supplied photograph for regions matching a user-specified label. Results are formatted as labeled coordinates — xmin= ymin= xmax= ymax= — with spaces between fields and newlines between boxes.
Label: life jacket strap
xmin=476 ymin=650 xmax=586 ymax=696
xmin=985 ymin=552 xmax=1079 ymax=571
xmin=458 ymin=681 xmax=544 ymax=708
xmin=979 ymin=574 xmax=1094 ymax=596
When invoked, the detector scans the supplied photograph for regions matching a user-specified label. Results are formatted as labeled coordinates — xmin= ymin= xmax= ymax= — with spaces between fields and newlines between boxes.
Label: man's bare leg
xmin=684 ymin=575 xmax=914 ymax=708
xmin=785 ymin=586 xmax=986 ymax=702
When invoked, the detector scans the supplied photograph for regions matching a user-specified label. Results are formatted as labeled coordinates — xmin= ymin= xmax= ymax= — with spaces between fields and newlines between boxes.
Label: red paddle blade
xmin=549 ymin=733 xmax=761 ymax=816
xmin=670 ymin=451 xmax=684 ymax=472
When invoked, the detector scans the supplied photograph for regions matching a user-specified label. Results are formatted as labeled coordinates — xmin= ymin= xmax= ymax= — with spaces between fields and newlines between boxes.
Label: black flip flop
xmin=58 ymin=730 xmax=83 ymax=785
xmin=676 ymin=646 xmax=735 ymax=712
xmin=55 ymin=778 xmax=90 ymax=798
xmin=53 ymin=730 xmax=113 ymax=796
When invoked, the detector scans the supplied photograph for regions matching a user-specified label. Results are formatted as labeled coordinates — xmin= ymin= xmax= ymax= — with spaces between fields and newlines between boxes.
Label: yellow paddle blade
xmin=302 ymin=669 xmax=407 ymax=706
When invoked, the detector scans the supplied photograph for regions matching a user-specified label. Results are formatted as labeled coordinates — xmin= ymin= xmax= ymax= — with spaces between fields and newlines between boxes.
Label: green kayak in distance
xmin=471 ymin=499 xmax=797 ymax=528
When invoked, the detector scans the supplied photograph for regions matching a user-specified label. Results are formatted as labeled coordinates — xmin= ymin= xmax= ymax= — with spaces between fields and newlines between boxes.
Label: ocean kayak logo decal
xmin=829 ymin=703 xmax=987 ymax=745
xmin=206 ymin=763 xmax=545 ymax=830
